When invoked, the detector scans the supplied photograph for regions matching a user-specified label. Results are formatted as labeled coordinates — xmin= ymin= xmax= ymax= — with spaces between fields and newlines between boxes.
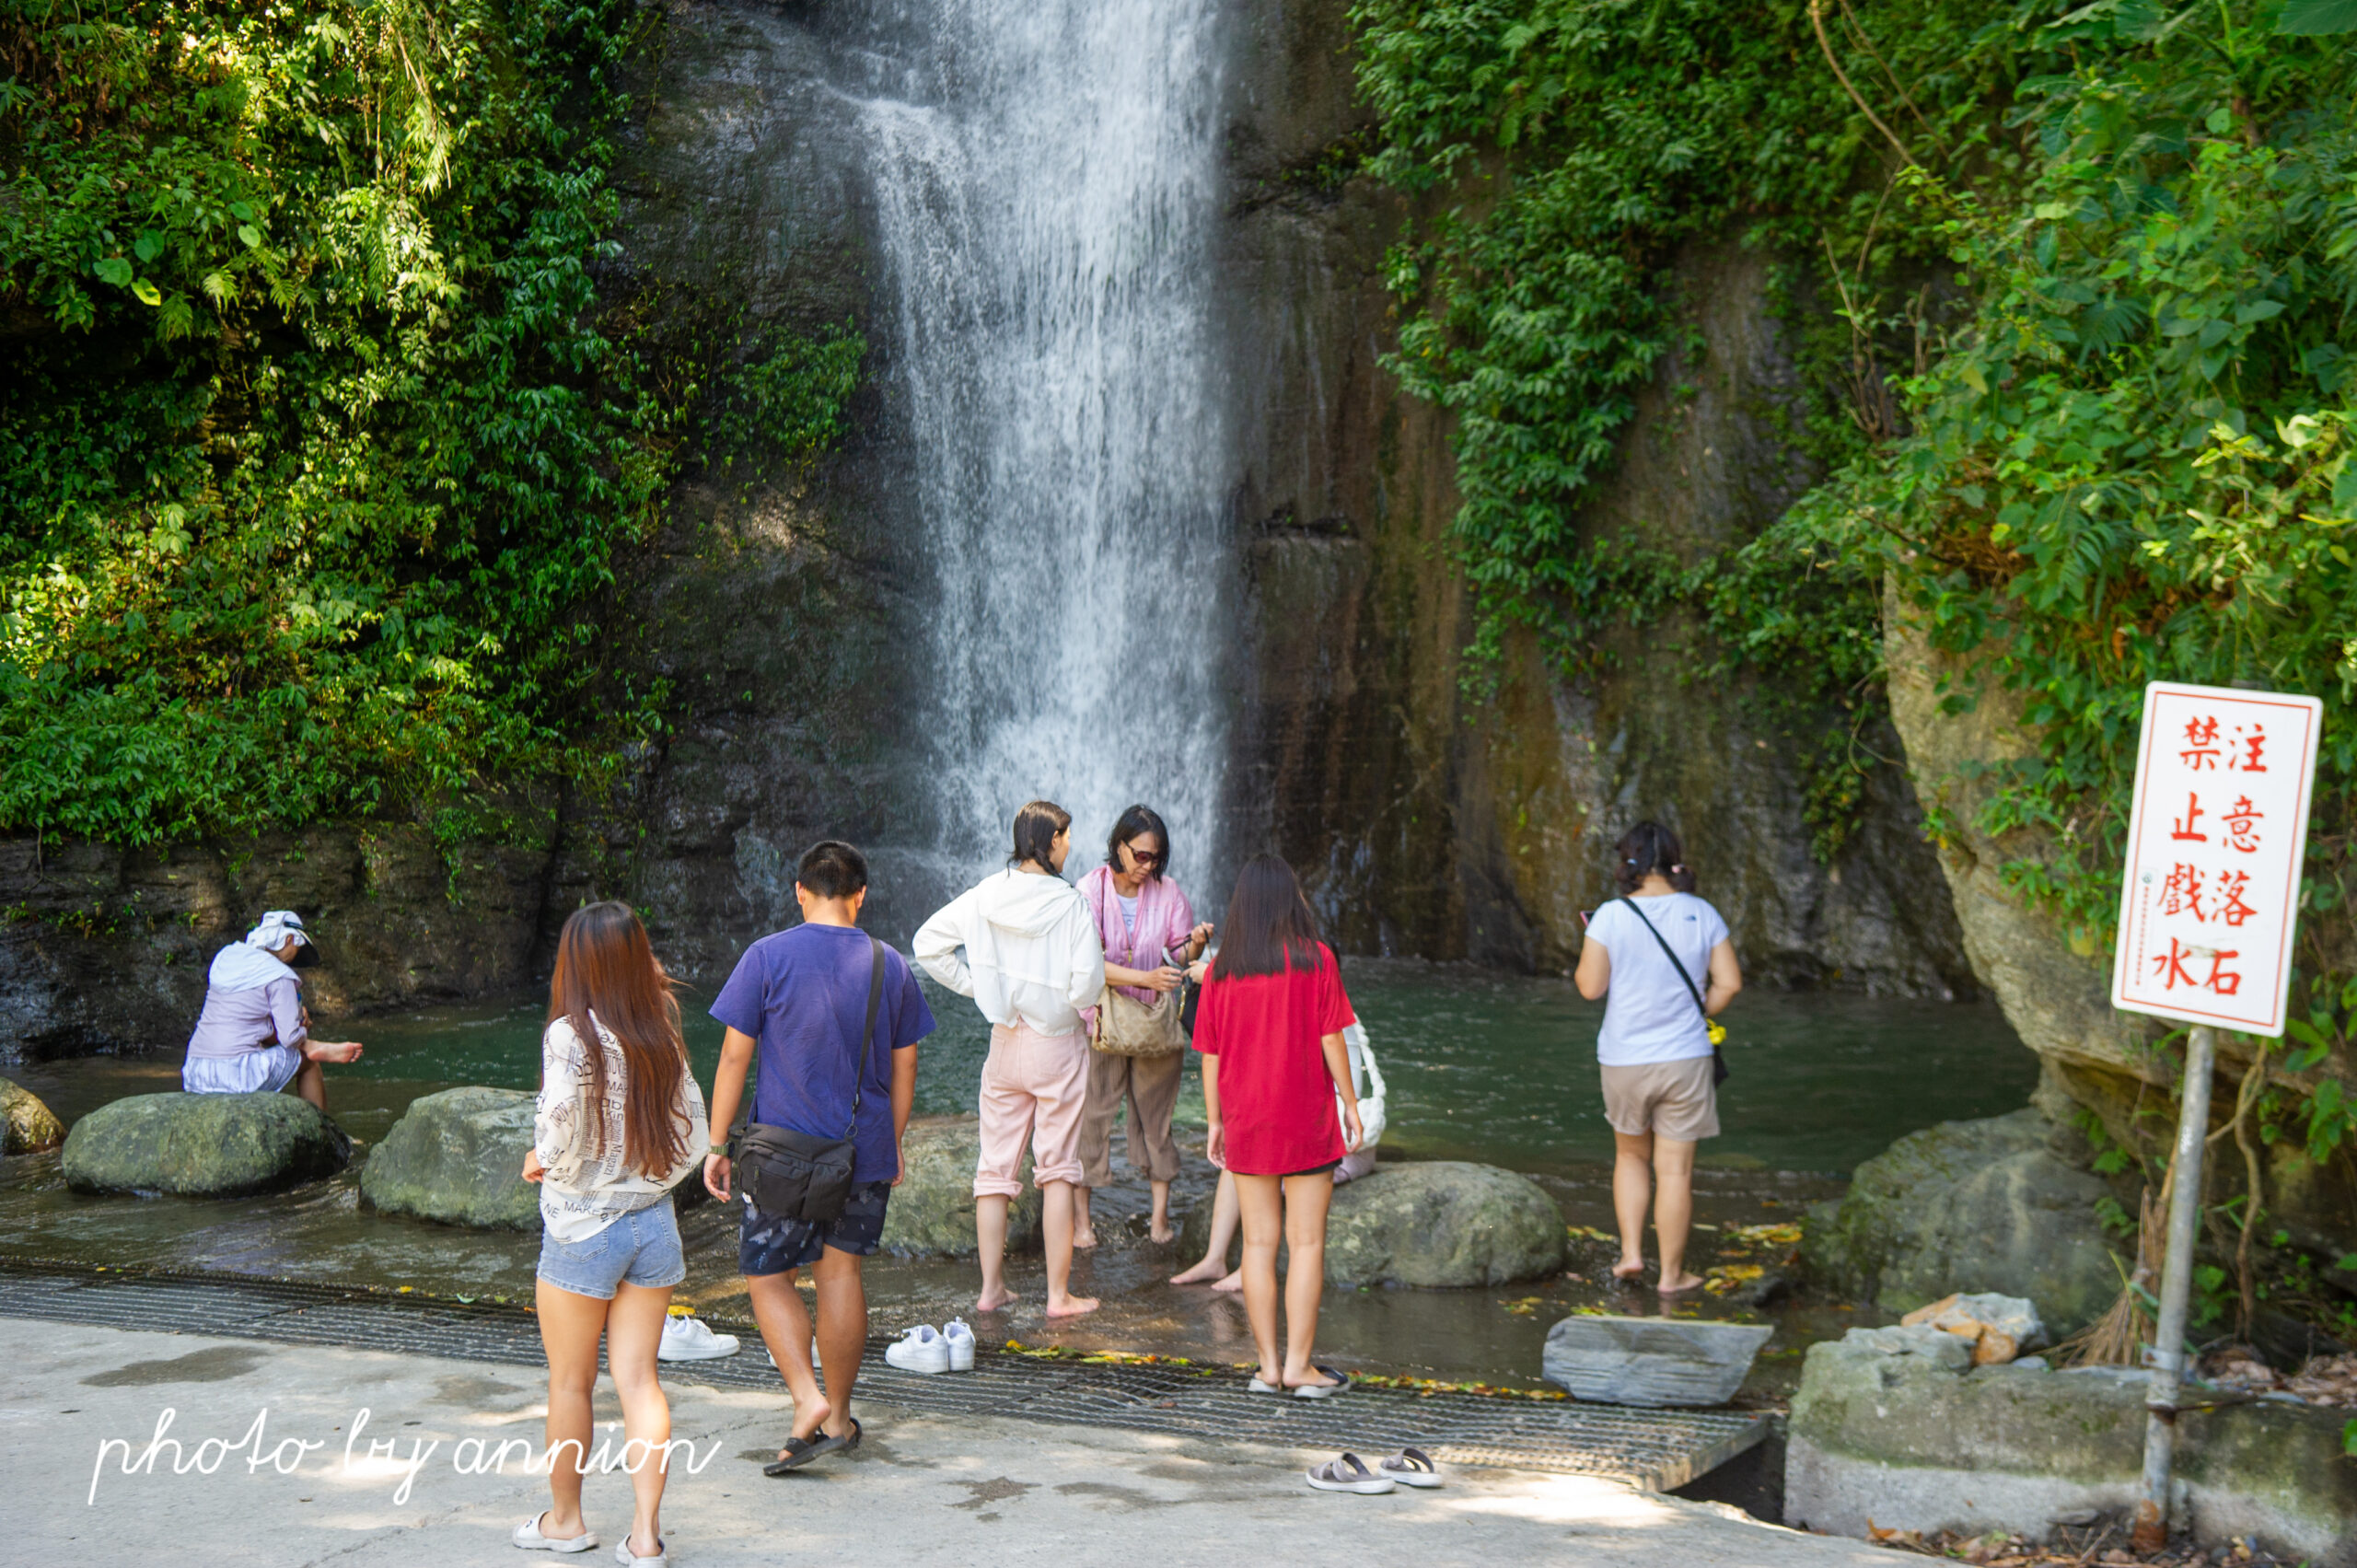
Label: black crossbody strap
xmin=1617 ymin=895 xmax=1710 ymax=1022
xmin=731 ymin=934 xmax=888 ymax=1154
xmin=843 ymin=935 xmax=884 ymax=1138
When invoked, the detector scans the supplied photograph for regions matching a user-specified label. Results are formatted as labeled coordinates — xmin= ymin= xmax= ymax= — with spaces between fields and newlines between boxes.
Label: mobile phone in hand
xmin=1577 ymin=909 xmax=1594 ymax=928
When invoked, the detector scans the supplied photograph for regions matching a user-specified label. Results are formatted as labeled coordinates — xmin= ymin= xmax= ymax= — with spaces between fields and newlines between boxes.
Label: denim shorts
xmin=738 ymin=1180 xmax=892 ymax=1277
xmin=536 ymin=1197 xmax=686 ymax=1300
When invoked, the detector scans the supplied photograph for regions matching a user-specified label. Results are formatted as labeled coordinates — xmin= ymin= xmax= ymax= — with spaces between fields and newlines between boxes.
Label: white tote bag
xmin=1341 ymin=1022 xmax=1387 ymax=1152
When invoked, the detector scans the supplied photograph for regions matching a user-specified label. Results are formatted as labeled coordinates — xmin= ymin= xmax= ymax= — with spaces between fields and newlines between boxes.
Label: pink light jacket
xmin=1077 ymin=864 xmax=1198 ymax=1010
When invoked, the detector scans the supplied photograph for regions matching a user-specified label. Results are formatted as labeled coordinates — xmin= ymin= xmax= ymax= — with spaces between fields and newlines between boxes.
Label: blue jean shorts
xmin=537 ymin=1197 xmax=686 ymax=1300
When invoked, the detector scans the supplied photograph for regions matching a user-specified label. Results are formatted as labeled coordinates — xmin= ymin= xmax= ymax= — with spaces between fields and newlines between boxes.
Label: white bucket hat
xmin=243 ymin=910 xmax=321 ymax=968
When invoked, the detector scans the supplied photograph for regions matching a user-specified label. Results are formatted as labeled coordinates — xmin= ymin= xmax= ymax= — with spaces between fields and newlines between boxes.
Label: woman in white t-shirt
xmin=1574 ymin=821 xmax=1742 ymax=1295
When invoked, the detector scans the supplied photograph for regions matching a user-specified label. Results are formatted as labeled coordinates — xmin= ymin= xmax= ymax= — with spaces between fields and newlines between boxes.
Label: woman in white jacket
xmin=914 ymin=799 xmax=1106 ymax=1318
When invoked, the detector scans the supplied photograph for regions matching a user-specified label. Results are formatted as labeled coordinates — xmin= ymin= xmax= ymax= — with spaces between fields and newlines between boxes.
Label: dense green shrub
xmin=1351 ymin=0 xmax=2357 ymax=1162
xmin=0 ymin=0 xmax=665 ymax=845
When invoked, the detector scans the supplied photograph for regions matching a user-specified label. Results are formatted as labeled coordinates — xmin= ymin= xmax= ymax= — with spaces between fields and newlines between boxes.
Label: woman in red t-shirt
xmin=1191 ymin=854 xmax=1364 ymax=1396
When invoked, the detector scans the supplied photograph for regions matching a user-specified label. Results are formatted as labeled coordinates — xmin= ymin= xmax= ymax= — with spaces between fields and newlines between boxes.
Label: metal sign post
xmin=2109 ymin=682 xmax=2321 ymax=1551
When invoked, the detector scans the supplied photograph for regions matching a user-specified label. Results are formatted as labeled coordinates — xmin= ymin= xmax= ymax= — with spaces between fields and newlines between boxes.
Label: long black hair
xmin=1104 ymin=804 xmax=1169 ymax=881
xmin=1613 ymin=820 xmax=1696 ymax=895
xmin=1010 ymin=799 xmax=1072 ymax=871
xmin=1212 ymin=853 xmax=1323 ymax=978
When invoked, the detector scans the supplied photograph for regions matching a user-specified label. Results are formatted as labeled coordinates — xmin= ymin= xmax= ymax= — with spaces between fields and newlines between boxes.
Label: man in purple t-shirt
xmin=702 ymin=840 xmax=935 ymax=1472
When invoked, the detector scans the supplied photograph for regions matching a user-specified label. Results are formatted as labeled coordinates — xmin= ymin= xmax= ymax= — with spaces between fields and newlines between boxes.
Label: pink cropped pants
xmin=973 ymin=1021 xmax=1089 ymax=1198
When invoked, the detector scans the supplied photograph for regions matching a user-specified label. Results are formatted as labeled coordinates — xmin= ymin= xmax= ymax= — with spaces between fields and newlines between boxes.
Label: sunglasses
xmin=1123 ymin=844 xmax=1164 ymax=867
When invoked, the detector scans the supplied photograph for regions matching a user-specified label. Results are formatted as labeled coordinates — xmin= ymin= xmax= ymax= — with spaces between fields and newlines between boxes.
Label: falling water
xmin=855 ymin=0 xmax=1236 ymax=882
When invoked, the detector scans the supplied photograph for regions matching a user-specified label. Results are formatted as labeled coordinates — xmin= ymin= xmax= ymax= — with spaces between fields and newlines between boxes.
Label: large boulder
xmin=1799 ymin=1109 xmax=2124 ymax=1337
xmin=878 ymin=1116 xmax=1039 ymax=1255
xmin=1178 ymin=1159 xmax=1568 ymax=1286
xmin=1787 ymin=1325 xmax=2357 ymax=1562
xmin=1327 ymin=1161 xmax=1565 ymax=1287
xmin=2 ymin=1076 xmax=64 ymax=1153
xmin=61 ymin=1091 xmax=349 ymax=1196
xmin=362 ymin=1086 xmax=540 ymax=1229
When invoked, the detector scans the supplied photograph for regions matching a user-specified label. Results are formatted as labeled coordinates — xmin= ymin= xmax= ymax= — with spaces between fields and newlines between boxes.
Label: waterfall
xmin=854 ymin=0 xmax=1236 ymax=891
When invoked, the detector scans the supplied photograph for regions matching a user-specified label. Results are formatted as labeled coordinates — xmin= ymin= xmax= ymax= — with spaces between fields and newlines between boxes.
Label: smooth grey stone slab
xmin=1543 ymin=1314 xmax=1774 ymax=1408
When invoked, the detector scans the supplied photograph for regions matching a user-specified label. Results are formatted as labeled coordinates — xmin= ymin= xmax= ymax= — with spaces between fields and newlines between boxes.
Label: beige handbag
xmin=1090 ymin=979 xmax=1189 ymax=1057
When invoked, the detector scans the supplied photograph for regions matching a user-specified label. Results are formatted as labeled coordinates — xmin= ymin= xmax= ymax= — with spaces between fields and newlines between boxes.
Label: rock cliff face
xmin=0 ymin=0 xmax=1982 ymax=1065
xmin=1217 ymin=1 xmax=1973 ymax=991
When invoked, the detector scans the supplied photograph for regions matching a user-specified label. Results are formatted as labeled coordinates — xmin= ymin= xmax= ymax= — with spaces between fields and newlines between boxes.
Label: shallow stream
xmin=1 ymin=959 xmax=2037 ymax=1393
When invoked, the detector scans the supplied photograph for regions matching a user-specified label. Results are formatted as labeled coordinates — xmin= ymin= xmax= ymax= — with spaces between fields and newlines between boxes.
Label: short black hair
xmin=1105 ymin=803 xmax=1170 ymax=880
xmin=796 ymin=840 xmax=869 ymax=900
xmin=1009 ymin=799 xmax=1072 ymax=871
xmin=1612 ymin=820 xmax=1695 ymax=895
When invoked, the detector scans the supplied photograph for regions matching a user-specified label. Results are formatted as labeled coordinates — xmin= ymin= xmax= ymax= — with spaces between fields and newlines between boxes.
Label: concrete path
xmin=6 ymin=1319 xmax=1889 ymax=1566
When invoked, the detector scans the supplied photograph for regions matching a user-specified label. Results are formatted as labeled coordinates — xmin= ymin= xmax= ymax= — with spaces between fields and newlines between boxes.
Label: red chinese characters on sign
xmin=2113 ymin=683 xmax=2320 ymax=1038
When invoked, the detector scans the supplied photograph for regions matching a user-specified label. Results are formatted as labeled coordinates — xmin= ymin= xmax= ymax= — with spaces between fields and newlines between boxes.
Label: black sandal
xmin=762 ymin=1415 xmax=861 ymax=1475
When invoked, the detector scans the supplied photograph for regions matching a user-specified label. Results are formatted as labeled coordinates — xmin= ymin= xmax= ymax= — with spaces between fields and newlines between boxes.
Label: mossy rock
xmin=1798 ymin=1108 xmax=2124 ymax=1337
xmin=61 ymin=1091 xmax=349 ymax=1197
xmin=2 ymin=1077 xmax=64 ymax=1154
xmin=361 ymin=1086 xmax=540 ymax=1230
xmin=878 ymin=1116 xmax=1039 ymax=1256
xmin=1180 ymin=1159 xmax=1567 ymax=1287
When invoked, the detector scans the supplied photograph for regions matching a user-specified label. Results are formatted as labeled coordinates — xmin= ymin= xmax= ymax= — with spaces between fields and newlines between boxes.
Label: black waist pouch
xmin=738 ymin=1122 xmax=856 ymax=1223
xmin=733 ymin=935 xmax=882 ymax=1225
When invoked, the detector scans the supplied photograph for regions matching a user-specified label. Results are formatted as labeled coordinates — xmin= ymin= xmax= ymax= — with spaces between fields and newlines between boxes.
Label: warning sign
xmin=2111 ymin=681 xmax=2323 ymax=1036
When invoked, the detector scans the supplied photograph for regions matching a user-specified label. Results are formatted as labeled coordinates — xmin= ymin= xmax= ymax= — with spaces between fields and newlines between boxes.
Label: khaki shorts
xmin=1600 ymin=1057 xmax=1719 ymax=1142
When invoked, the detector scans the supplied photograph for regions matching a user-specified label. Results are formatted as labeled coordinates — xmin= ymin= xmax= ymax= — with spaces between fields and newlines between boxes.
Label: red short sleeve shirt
xmin=1192 ymin=943 xmax=1356 ymax=1176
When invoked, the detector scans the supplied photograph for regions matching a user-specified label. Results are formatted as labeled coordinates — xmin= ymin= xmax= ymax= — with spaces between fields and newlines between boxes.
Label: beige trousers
xmin=1076 ymin=1047 xmax=1183 ymax=1187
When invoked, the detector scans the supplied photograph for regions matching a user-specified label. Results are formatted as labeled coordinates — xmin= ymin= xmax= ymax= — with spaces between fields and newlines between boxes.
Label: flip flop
xmin=764 ymin=1414 xmax=863 ymax=1475
xmin=1248 ymin=1376 xmax=1285 ymax=1394
xmin=1292 ymin=1365 xmax=1352 ymax=1399
xmin=1376 ymin=1446 xmax=1443 ymax=1488
xmin=1306 ymin=1453 xmax=1395 ymax=1493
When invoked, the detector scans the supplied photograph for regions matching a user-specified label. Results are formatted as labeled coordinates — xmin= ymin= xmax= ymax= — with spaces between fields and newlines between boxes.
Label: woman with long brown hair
xmin=517 ymin=902 xmax=710 ymax=1565
xmin=1190 ymin=853 xmax=1363 ymax=1399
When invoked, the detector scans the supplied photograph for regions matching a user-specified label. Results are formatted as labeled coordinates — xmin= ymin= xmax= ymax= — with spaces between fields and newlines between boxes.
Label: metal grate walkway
xmin=0 ymin=1258 xmax=1767 ymax=1490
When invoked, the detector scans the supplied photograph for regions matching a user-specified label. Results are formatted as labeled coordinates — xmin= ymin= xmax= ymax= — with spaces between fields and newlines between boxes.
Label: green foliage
xmin=1796 ymin=11 xmax=2357 ymax=956
xmin=1347 ymin=0 xmax=2068 ymax=854
xmin=704 ymin=321 xmax=866 ymax=485
xmin=0 ymin=0 xmax=668 ymax=845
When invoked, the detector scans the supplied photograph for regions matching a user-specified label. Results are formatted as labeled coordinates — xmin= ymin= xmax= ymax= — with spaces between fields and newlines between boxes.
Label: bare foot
xmin=1285 ymin=1367 xmax=1341 ymax=1392
xmin=784 ymin=1393 xmax=832 ymax=1449
xmin=1072 ymin=1227 xmax=1098 ymax=1250
xmin=1658 ymin=1271 xmax=1704 ymax=1295
xmin=1210 ymin=1269 xmax=1242 ymax=1294
xmin=1148 ymin=1221 xmax=1176 ymax=1244
xmin=975 ymin=1286 xmax=1020 ymax=1312
xmin=1169 ymin=1258 xmax=1227 ymax=1285
xmin=1610 ymin=1258 xmax=1646 ymax=1283
xmin=306 ymin=1040 xmax=364 ymax=1064
xmin=1044 ymin=1293 xmax=1100 ymax=1318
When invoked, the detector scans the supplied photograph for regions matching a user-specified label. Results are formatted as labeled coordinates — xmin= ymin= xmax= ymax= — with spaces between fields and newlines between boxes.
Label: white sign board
xmin=2112 ymin=681 xmax=2322 ymax=1037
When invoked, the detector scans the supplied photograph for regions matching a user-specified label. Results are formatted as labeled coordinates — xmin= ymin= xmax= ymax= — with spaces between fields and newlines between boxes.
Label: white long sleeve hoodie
xmin=913 ymin=868 xmax=1106 ymax=1038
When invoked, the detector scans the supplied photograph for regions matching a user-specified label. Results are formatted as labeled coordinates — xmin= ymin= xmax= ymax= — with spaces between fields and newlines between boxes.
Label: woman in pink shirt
xmin=1073 ymin=805 xmax=1212 ymax=1247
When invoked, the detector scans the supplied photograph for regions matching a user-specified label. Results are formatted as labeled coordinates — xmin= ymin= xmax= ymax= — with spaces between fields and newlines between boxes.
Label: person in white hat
xmin=181 ymin=910 xmax=364 ymax=1110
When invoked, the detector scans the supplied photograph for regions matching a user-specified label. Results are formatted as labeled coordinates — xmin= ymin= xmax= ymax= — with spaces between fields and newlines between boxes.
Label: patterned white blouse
xmin=534 ymin=1012 xmax=710 ymax=1244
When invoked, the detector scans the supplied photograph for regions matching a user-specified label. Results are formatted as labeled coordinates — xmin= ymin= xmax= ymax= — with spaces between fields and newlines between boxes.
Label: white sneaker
xmin=943 ymin=1318 xmax=976 ymax=1371
xmin=883 ymin=1324 xmax=952 ymax=1375
xmin=657 ymin=1315 xmax=740 ymax=1362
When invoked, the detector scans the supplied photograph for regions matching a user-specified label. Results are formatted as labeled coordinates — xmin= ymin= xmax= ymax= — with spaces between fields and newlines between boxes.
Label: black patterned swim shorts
xmin=737 ymin=1179 xmax=893 ymax=1276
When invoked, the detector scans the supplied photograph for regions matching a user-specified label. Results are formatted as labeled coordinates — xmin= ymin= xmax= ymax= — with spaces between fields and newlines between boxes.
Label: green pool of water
xmin=319 ymin=957 xmax=2034 ymax=1178
xmin=1 ymin=958 xmax=2030 ymax=1388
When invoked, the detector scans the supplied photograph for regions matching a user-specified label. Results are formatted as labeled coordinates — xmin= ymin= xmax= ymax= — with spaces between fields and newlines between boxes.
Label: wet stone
xmin=1 ymin=1075 xmax=64 ymax=1154
xmin=1542 ymin=1315 xmax=1774 ymax=1407
xmin=61 ymin=1091 xmax=350 ymax=1197
xmin=361 ymin=1086 xmax=540 ymax=1229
